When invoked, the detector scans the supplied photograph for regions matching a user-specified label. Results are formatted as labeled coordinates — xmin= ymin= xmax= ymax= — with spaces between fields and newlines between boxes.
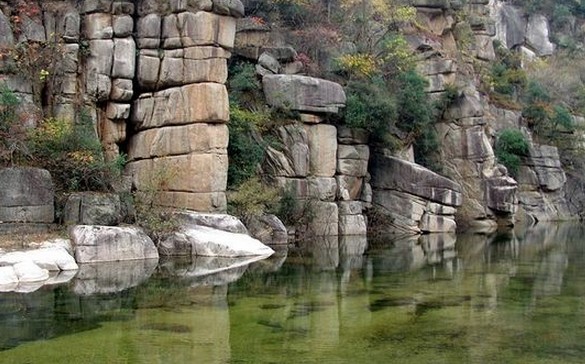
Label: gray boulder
xmin=72 ymin=225 xmax=159 ymax=263
xmin=174 ymin=211 xmax=248 ymax=234
xmin=263 ymin=75 xmax=346 ymax=113
xmin=247 ymin=214 xmax=288 ymax=246
xmin=0 ymin=167 xmax=54 ymax=223
xmin=63 ymin=192 xmax=121 ymax=226
xmin=159 ymin=225 xmax=275 ymax=257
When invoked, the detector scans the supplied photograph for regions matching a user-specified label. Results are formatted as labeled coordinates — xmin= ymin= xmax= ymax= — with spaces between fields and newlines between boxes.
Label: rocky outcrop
xmin=370 ymin=155 xmax=462 ymax=234
xmin=71 ymin=225 xmax=159 ymax=263
xmin=0 ymin=168 xmax=54 ymax=223
xmin=247 ymin=214 xmax=288 ymax=246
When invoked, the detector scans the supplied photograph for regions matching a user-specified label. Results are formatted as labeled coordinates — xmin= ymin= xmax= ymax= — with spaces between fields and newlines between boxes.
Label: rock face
xmin=370 ymin=156 xmax=462 ymax=234
xmin=0 ymin=0 xmax=242 ymax=214
xmin=72 ymin=225 xmax=159 ymax=263
xmin=0 ymin=168 xmax=54 ymax=223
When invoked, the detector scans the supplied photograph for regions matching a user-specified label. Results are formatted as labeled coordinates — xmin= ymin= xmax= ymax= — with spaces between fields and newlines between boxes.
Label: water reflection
xmin=1 ymin=224 xmax=585 ymax=363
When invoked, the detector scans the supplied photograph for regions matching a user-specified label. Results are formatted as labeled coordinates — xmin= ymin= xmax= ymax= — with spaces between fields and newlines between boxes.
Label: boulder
xmin=0 ymin=247 xmax=78 ymax=271
xmin=12 ymin=261 xmax=49 ymax=283
xmin=493 ymin=2 xmax=525 ymax=49
xmin=0 ymin=266 xmax=17 ymax=287
xmin=72 ymin=225 xmax=159 ymax=263
xmin=263 ymin=75 xmax=346 ymax=113
xmin=247 ymin=214 xmax=288 ymax=246
xmin=0 ymin=167 xmax=54 ymax=223
xmin=63 ymin=192 xmax=122 ymax=226
xmin=174 ymin=211 xmax=248 ymax=234
xmin=159 ymin=225 xmax=274 ymax=257
xmin=305 ymin=124 xmax=338 ymax=177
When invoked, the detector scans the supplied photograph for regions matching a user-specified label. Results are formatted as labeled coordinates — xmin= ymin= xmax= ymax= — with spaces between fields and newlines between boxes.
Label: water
xmin=1 ymin=223 xmax=585 ymax=363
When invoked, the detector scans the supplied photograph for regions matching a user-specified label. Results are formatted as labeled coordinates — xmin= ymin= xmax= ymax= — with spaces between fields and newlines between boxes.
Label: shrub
xmin=133 ymin=165 xmax=179 ymax=244
xmin=0 ymin=84 xmax=28 ymax=165
xmin=28 ymin=115 xmax=123 ymax=192
xmin=228 ymin=61 xmax=262 ymax=108
xmin=495 ymin=128 xmax=530 ymax=177
xmin=227 ymin=177 xmax=280 ymax=224
xmin=227 ymin=104 xmax=267 ymax=189
xmin=343 ymin=78 xmax=396 ymax=139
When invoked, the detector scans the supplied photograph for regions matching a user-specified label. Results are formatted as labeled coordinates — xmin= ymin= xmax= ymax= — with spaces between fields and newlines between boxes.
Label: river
xmin=0 ymin=223 xmax=584 ymax=363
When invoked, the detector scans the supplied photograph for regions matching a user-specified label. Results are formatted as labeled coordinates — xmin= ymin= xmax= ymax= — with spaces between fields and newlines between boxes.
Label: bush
xmin=227 ymin=104 xmax=267 ymax=189
xmin=0 ymin=84 xmax=28 ymax=165
xmin=28 ymin=115 xmax=124 ymax=192
xmin=228 ymin=61 xmax=262 ymax=108
xmin=343 ymin=78 xmax=396 ymax=139
xmin=227 ymin=177 xmax=280 ymax=224
xmin=495 ymin=128 xmax=530 ymax=177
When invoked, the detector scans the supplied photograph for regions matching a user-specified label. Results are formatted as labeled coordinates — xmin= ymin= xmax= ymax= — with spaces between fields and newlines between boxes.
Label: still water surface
xmin=1 ymin=223 xmax=585 ymax=363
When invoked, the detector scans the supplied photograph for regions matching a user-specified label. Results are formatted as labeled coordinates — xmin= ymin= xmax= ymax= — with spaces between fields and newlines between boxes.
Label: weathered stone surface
xmin=106 ymin=102 xmax=131 ymax=120
xmin=74 ymin=259 xmax=157 ymax=295
xmin=443 ymin=88 xmax=483 ymax=120
xmin=336 ymin=175 xmax=364 ymax=201
xmin=263 ymin=75 xmax=346 ymax=113
xmin=136 ymin=13 xmax=161 ymax=48
xmin=113 ymin=15 xmax=133 ymax=36
xmin=264 ymin=147 xmax=295 ymax=177
xmin=112 ymin=37 xmax=136 ymax=78
xmin=258 ymin=52 xmax=279 ymax=73
xmin=63 ymin=192 xmax=121 ymax=226
xmin=276 ymin=124 xmax=309 ymax=177
xmin=524 ymin=145 xmax=566 ymax=192
xmin=13 ymin=261 xmax=49 ymax=283
xmin=308 ymin=177 xmax=337 ymax=201
xmin=18 ymin=15 xmax=46 ymax=42
xmin=420 ymin=213 xmax=456 ymax=233
xmin=174 ymin=211 xmax=248 ymax=234
xmin=338 ymin=201 xmax=363 ymax=215
xmin=418 ymin=58 xmax=456 ymax=76
xmin=177 ymin=11 xmax=236 ymax=49
xmin=337 ymin=159 xmax=368 ymax=177
xmin=110 ymin=78 xmax=133 ymax=101
xmin=0 ymin=10 xmax=14 ymax=47
xmin=0 ymin=168 xmax=54 ymax=223
xmin=526 ymin=14 xmax=554 ymax=57
xmin=338 ymin=214 xmax=367 ymax=235
xmin=475 ymin=34 xmax=495 ymax=61
xmin=129 ymin=123 xmax=228 ymax=160
xmin=72 ymin=225 xmax=159 ymax=263
xmin=337 ymin=126 xmax=369 ymax=145
xmin=132 ymin=83 xmax=229 ymax=129
xmin=159 ymin=225 xmax=274 ymax=257
xmin=305 ymin=124 xmax=337 ymax=177
xmin=100 ymin=118 xmax=126 ymax=143
xmin=371 ymin=156 xmax=462 ymax=207
xmin=213 ymin=0 xmax=245 ymax=18
xmin=0 ymin=266 xmax=17 ymax=287
xmin=84 ymin=13 xmax=113 ymax=39
xmin=137 ymin=51 xmax=161 ymax=88
xmin=0 ymin=247 xmax=78 ymax=271
xmin=154 ymin=191 xmax=227 ymax=212
xmin=307 ymin=201 xmax=339 ymax=236
xmin=247 ymin=214 xmax=288 ymax=246
xmin=493 ymin=2 xmax=525 ymax=49
xmin=82 ymin=0 xmax=113 ymax=14
xmin=486 ymin=175 xmax=518 ymax=214
xmin=128 ymin=153 xmax=228 ymax=193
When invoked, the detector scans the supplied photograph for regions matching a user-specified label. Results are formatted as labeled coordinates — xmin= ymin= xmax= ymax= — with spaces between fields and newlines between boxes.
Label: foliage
xmin=228 ymin=61 xmax=262 ymax=108
xmin=227 ymin=177 xmax=280 ymax=224
xmin=271 ymin=186 xmax=316 ymax=237
xmin=227 ymin=104 xmax=267 ymax=189
xmin=28 ymin=114 xmax=124 ymax=192
xmin=0 ymin=83 xmax=28 ymax=165
xmin=495 ymin=128 xmax=530 ymax=177
xmin=133 ymin=166 xmax=179 ymax=244
xmin=343 ymin=78 xmax=396 ymax=139
xmin=336 ymin=53 xmax=378 ymax=79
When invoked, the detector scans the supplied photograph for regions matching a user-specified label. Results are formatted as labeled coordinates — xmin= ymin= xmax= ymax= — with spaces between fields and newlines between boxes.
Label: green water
xmin=1 ymin=223 xmax=585 ymax=363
